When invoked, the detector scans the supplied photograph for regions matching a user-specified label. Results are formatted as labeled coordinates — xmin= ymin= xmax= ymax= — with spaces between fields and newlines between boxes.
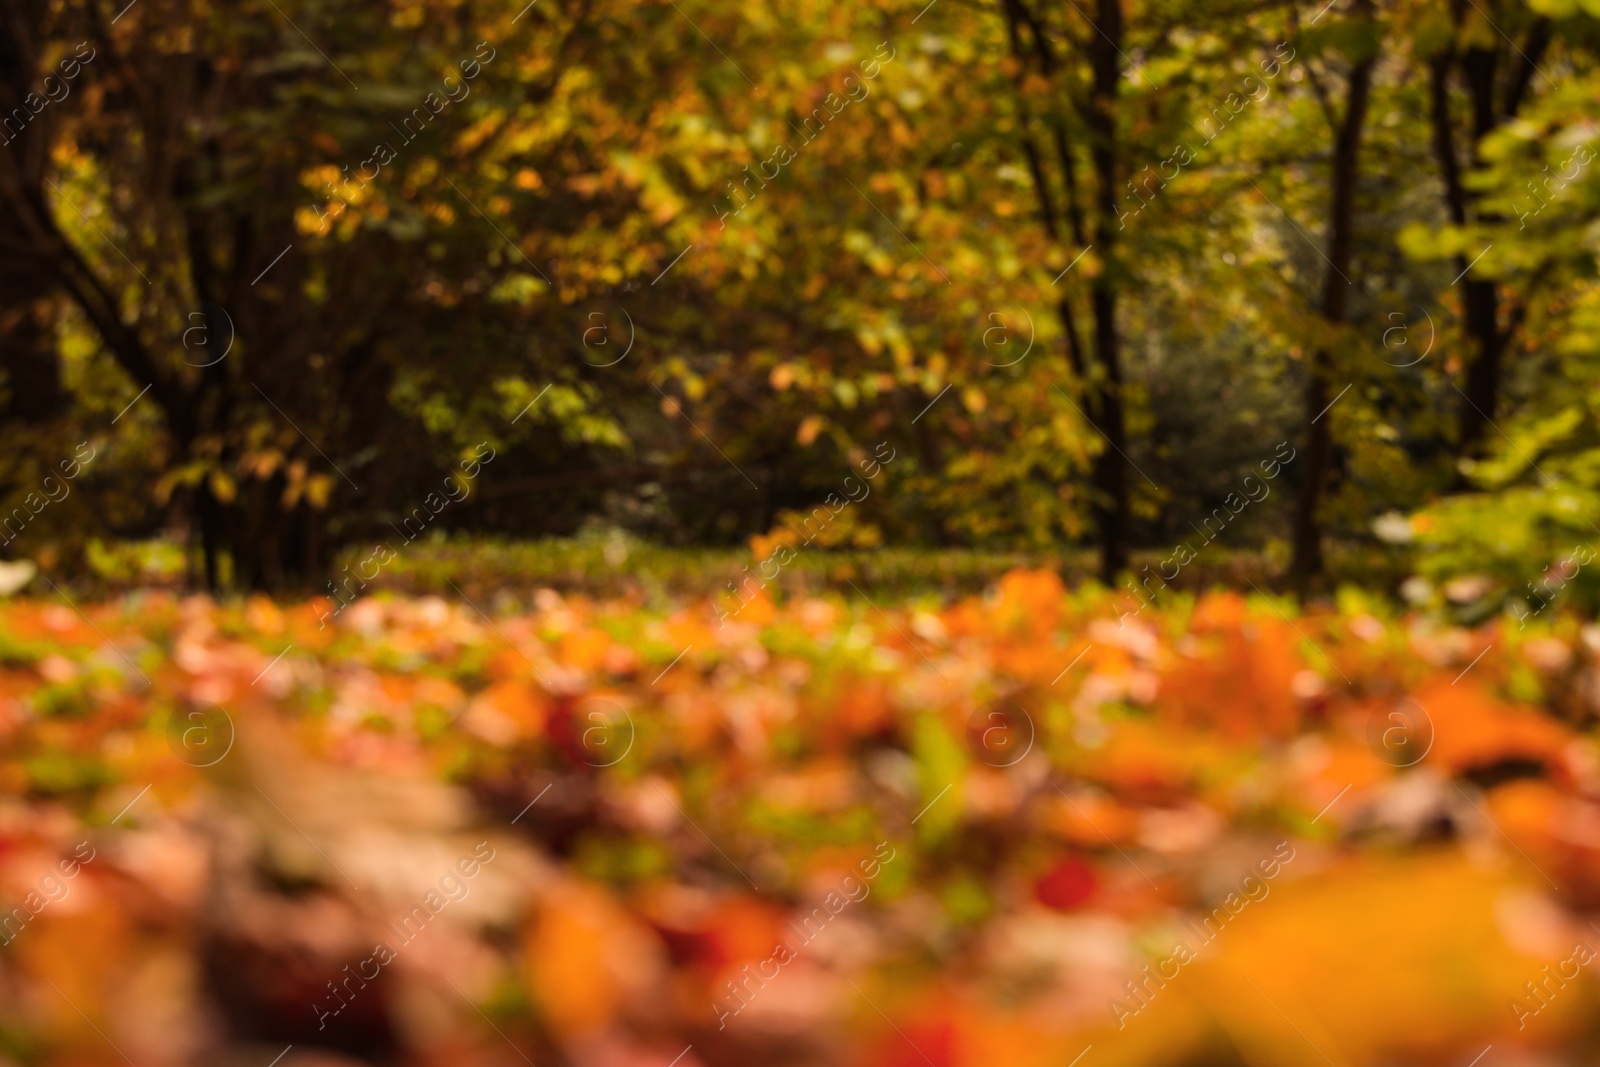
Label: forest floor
xmin=0 ymin=567 xmax=1594 ymax=1067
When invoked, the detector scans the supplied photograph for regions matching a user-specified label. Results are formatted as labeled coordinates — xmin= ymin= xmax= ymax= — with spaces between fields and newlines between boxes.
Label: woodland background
xmin=0 ymin=0 xmax=1596 ymax=605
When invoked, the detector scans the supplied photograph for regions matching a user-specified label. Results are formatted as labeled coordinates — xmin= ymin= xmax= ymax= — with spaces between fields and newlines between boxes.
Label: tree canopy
xmin=1 ymin=0 xmax=1598 ymax=605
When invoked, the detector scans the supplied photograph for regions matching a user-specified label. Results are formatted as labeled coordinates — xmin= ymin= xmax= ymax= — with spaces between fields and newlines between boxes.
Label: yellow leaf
xmin=208 ymin=470 xmax=237 ymax=504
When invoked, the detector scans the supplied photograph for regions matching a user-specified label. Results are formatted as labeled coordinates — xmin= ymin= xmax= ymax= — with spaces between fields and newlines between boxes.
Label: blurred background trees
xmin=1 ymin=0 xmax=1599 ymax=604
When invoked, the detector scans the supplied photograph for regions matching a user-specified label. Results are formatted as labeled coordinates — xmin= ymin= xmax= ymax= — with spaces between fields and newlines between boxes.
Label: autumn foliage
xmin=1 ymin=571 xmax=1599 ymax=1065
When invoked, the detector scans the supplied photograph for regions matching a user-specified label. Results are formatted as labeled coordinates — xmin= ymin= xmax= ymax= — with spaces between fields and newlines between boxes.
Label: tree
xmin=1424 ymin=0 xmax=1553 ymax=464
xmin=1288 ymin=0 xmax=1379 ymax=591
xmin=996 ymin=0 xmax=1134 ymax=582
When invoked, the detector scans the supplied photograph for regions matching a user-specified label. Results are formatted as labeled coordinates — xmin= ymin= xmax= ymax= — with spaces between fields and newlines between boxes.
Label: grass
xmin=75 ymin=532 xmax=1415 ymax=606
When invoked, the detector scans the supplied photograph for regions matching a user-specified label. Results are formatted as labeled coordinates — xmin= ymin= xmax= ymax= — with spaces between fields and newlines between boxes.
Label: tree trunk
xmin=1428 ymin=50 xmax=1497 ymax=464
xmin=0 ymin=296 xmax=67 ymax=426
xmin=1453 ymin=47 xmax=1503 ymax=461
xmin=1290 ymin=18 xmax=1375 ymax=594
xmin=1087 ymin=0 xmax=1130 ymax=583
xmin=1000 ymin=0 xmax=1096 ymax=534
xmin=1430 ymin=13 xmax=1549 ymax=465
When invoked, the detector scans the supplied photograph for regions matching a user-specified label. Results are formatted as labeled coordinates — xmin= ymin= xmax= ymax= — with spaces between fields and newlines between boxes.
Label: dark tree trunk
xmin=1429 ymin=12 xmax=1550 ymax=465
xmin=198 ymin=486 xmax=223 ymax=590
xmin=1454 ymin=47 xmax=1504 ymax=461
xmin=0 ymin=296 xmax=67 ymax=425
xmin=1087 ymin=0 xmax=1130 ymax=583
xmin=1428 ymin=50 xmax=1498 ymax=465
xmin=1290 ymin=14 xmax=1375 ymax=593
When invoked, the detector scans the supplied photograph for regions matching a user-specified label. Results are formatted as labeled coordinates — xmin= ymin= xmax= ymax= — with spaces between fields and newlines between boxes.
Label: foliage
xmin=2 ymin=572 xmax=1600 ymax=1063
